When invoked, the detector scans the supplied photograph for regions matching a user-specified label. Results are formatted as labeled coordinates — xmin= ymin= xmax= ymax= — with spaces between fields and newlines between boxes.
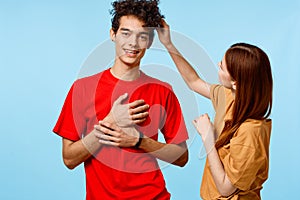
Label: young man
xmin=53 ymin=0 xmax=189 ymax=199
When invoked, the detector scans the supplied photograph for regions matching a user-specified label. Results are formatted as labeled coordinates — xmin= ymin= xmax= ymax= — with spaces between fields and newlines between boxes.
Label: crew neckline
xmin=106 ymin=68 xmax=145 ymax=84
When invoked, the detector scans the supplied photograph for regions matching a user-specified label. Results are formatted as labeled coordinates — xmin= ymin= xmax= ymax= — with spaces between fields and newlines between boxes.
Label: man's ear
xmin=110 ymin=28 xmax=116 ymax=41
xmin=231 ymin=80 xmax=237 ymax=90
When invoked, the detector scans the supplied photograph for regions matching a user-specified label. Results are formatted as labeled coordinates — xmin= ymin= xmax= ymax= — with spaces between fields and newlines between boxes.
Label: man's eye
xmin=140 ymin=35 xmax=148 ymax=40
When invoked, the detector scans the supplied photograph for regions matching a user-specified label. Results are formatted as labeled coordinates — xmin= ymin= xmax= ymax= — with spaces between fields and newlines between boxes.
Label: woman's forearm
xmin=164 ymin=42 xmax=211 ymax=98
xmin=206 ymin=147 xmax=237 ymax=197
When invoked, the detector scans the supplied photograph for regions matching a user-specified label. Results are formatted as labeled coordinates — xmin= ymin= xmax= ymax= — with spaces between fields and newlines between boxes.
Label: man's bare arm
xmin=62 ymin=130 xmax=102 ymax=169
xmin=62 ymin=94 xmax=149 ymax=169
xmin=140 ymin=137 xmax=188 ymax=167
xmin=95 ymin=121 xmax=188 ymax=167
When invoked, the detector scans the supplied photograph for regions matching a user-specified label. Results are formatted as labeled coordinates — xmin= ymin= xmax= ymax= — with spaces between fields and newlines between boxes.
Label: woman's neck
xmin=231 ymin=89 xmax=236 ymax=98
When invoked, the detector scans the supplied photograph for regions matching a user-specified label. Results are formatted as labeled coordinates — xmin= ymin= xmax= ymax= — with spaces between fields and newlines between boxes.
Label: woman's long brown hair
xmin=215 ymin=43 xmax=273 ymax=149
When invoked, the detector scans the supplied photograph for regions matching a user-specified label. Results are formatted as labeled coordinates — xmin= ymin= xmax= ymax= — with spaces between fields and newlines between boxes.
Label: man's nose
xmin=128 ymin=35 xmax=138 ymax=47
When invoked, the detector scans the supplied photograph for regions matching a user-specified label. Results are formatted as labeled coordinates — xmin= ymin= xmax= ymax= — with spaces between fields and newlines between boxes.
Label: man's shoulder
xmin=74 ymin=69 xmax=107 ymax=86
xmin=142 ymin=71 xmax=173 ymax=91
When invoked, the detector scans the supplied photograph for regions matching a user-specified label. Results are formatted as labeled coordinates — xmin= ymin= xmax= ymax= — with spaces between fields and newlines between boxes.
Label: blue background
xmin=1 ymin=0 xmax=300 ymax=199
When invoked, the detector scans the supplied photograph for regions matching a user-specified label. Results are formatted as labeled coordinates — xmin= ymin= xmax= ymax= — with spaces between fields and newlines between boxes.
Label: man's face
xmin=110 ymin=15 xmax=151 ymax=68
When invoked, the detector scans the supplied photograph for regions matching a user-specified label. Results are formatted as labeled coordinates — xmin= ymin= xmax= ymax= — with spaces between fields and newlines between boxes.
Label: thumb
xmin=114 ymin=93 xmax=128 ymax=105
xmin=192 ymin=119 xmax=197 ymax=128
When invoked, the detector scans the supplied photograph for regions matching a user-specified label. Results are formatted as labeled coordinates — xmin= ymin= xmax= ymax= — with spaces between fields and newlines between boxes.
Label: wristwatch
xmin=134 ymin=131 xmax=144 ymax=148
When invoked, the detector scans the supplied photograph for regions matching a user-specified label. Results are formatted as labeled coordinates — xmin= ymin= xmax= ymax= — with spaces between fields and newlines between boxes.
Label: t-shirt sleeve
xmin=160 ymin=89 xmax=189 ymax=144
xmin=222 ymin=127 xmax=268 ymax=191
xmin=53 ymin=82 xmax=86 ymax=141
xmin=209 ymin=84 xmax=224 ymax=111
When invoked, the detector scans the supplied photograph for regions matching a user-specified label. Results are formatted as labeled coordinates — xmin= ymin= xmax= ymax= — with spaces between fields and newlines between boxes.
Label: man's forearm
xmin=139 ymin=136 xmax=188 ymax=167
xmin=92 ymin=116 xmax=189 ymax=167
xmin=62 ymin=115 xmax=115 ymax=169
xmin=62 ymin=130 xmax=103 ymax=169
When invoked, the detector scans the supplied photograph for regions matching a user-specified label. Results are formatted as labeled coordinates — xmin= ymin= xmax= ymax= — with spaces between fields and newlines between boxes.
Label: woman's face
xmin=218 ymin=56 xmax=235 ymax=89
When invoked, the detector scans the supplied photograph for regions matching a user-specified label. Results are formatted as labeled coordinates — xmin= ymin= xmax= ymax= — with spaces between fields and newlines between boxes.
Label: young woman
xmin=157 ymin=20 xmax=273 ymax=199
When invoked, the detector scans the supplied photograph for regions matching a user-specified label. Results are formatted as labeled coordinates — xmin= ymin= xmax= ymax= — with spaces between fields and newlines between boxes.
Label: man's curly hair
xmin=110 ymin=0 xmax=164 ymax=33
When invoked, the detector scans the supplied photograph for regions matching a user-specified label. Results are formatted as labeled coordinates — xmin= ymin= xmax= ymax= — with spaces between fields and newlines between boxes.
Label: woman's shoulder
xmin=233 ymin=119 xmax=272 ymax=147
xmin=240 ymin=119 xmax=272 ymax=132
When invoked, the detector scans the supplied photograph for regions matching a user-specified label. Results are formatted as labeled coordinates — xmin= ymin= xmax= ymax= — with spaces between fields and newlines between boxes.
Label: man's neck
xmin=110 ymin=64 xmax=140 ymax=81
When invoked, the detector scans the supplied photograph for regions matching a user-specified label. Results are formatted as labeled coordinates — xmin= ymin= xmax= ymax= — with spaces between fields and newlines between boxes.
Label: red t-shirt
xmin=53 ymin=69 xmax=189 ymax=200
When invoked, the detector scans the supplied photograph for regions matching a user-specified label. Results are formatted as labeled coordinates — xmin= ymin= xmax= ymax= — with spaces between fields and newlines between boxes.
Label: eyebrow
xmin=120 ymin=28 xmax=149 ymax=35
xmin=120 ymin=28 xmax=130 ymax=32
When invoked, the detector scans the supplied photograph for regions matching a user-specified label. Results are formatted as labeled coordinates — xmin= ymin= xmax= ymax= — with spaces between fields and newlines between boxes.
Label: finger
xmin=94 ymin=130 xmax=107 ymax=140
xmin=128 ymin=99 xmax=145 ymax=109
xmin=192 ymin=119 xmax=197 ymax=128
xmin=199 ymin=114 xmax=208 ymax=120
xmin=99 ymin=121 xmax=115 ymax=130
xmin=133 ymin=118 xmax=147 ymax=124
xmin=192 ymin=120 xmax=203 ymax=137
xmin=98 ymin=139 xmax=119 ymax=146
xmin=94 ymin=129 xmax=115 ymax=142
xmin=201 ymin=113 xmax=210 ymax=122
xmin=98 ymin=121 xmax=115 ymax=133
xmin=194 ymin=116 xmax=200 ymax=121
xmin=99 ymin=121 xmax=122 ymax=134
xmin=131 ymin=112 xmax=149 ymax=120
xmin=130 ymin=104 xmax=149 ymax=114
xmin=114 ymin=93 xmax=128 ymax=105
xmin=97 ymin=125 xmax=122 ymax=142
xmin=94 ymin=124 xmax=102 ymax=132
xmin=161 ymin=19 xmax=169 ymax=28
xmin=158 ymin=19 xmax=168 ymax=28
xmin=156 ymin=27 xmax=163 ymax=35
xmin=205 ymin=114 xmax=210 ymax=120
xmin=98 ymin=132 xmax=121 ymax=142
